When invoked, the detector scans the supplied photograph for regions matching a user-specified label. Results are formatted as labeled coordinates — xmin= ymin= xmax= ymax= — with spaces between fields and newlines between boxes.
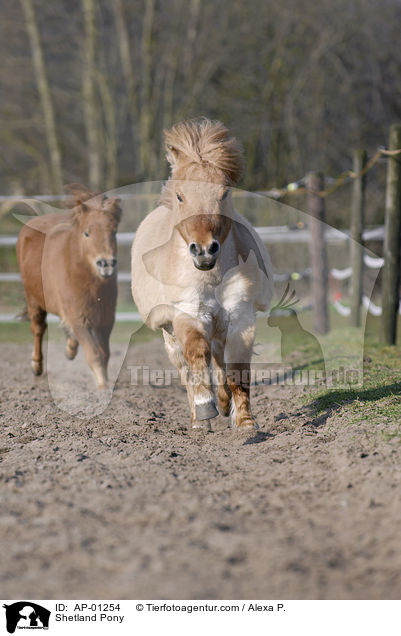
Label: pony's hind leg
xmin=173 ymin=315 xmax=218 ymax=422
xmin=163 ymin=328 xmax=199 ymax=428
xmin=64 ymin=327 xmax=79 ymax=360
xmin=225 ymin=320 xmax=256 ymax=430
xmin=28 ymin=304 xmax=47 ymax=376
xmin=212 ymin=339 xmax=232 ymax=417
xmin=73 ymin=326 xmax=109 ymax=389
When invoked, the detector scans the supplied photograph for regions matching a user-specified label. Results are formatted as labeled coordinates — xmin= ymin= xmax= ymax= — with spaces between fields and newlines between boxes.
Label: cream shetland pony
xmin=131 ymin=118 xmax=273 ymax=429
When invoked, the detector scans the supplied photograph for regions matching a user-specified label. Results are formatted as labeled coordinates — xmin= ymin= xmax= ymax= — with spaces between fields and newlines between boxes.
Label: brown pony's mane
xmin=160 ymin=118 xmax=243 ymax=208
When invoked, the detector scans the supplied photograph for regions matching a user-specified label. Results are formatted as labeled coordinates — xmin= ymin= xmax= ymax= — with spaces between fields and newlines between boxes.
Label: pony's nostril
xmin=208 ymin=241 xmax=220 ymax=255
xmin=189 ymin=242 xmax=201 ymax=257
xmin=96 ymin=258 xmax=116 ymax=269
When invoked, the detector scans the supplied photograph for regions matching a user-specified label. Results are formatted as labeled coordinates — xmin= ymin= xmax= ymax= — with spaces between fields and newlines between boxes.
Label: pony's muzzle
xmin=189 ymin=240 xmax=220 ymax=271
xmin=96 ymin=257 xmax=117 ymax=278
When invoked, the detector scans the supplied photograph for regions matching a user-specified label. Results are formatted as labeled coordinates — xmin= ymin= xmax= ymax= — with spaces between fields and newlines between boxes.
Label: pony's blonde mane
xmin=161 ymin=118 xmax=243 ymax=207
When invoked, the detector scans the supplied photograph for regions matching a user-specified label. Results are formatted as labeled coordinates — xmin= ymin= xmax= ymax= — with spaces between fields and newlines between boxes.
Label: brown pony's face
xmin=173 ymin=181 xmax=232 ymax=271
xmin=74 ymin=195 xmax=121 ymax=279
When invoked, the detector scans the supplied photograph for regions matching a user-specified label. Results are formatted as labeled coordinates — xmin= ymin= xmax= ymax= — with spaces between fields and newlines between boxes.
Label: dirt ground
xmin=1 ymin=336 xmax=401 ymax=600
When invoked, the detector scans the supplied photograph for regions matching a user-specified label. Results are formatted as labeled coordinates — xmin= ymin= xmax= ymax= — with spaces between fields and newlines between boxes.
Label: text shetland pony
xmin=17 ymin=185 xmax=121 ymax=388
xmin=131 ymin=118 xmax=273 ymax=429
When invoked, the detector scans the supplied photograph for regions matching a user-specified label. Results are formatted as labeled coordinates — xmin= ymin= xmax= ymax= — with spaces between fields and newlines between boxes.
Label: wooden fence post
xmin=350 ymin=150 xmax=367 ymax=327
xmin=381 ymin=124 xmax=401 ymax=344
xmin=307 ymin=172 xmax=329 ymax=334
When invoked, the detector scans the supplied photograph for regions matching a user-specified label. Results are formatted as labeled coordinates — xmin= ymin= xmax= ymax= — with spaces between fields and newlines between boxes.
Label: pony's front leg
xmin=225 ymin=319 xmax=256 ymax=430
xmin=28 ymin=304 xmax=47 ymax=376
xmin=173 ymin=315 xmax=218 ymax=422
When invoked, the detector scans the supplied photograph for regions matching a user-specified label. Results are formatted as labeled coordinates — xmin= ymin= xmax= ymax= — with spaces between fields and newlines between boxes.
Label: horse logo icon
xmin=3 ymin=602 xmax=50 ymax=633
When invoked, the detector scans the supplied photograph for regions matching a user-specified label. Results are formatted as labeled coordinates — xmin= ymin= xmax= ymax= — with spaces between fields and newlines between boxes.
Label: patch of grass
xmin=300 ymin=335 xmax=401 ymax=432
xmin=0 ymin=322 xmax=32 ymax=343
xmin=381 ymin=429 xmax=401 ymax=443
xmin=305 ymin=381 xmax=401 ymax=416
xmin=0 ymin=320 xmax=159 ymax=345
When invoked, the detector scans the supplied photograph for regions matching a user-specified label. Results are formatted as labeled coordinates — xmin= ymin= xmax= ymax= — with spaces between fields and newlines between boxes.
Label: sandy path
xmin=1 ymin=339 xmax=400 ymax=599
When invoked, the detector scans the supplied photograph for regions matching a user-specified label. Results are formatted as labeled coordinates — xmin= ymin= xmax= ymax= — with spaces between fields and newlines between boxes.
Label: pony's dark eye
xmin=221 ymin=190 xmax=229 ymax=201
xmin=176 ymin=192 xmax=183 ymax=202
xmin=84 ymin=231 xmax=89 ymax=237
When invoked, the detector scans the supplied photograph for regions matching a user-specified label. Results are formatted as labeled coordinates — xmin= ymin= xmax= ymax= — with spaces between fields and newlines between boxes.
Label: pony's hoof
xmin=195 ymin=401 xmax=218 ymax=421
xmin=65 ymin=346 xmax=77 ymax=360
xmin=31 ymin=360 xmax=43 ymax=376
xmin=65 ymin=338 xmax=78 ymax=360
xmin=236 ymin=418 xmax=258 ymax=431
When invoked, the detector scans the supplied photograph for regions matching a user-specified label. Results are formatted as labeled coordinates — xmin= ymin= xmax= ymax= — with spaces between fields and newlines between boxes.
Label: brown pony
xmin=131 ymin=118 xmax=273 ymax=429
xmin=16 ymin=185 xmax=122 ymax=388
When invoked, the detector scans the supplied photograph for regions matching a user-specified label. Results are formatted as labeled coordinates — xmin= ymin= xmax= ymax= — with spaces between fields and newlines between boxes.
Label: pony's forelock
xmin=164 ymin=117 xmax=243 ymax=185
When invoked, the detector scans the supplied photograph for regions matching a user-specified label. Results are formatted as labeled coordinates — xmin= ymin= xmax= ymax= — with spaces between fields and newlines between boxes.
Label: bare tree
xmin=138 ymin=0 xmax=155 ymax=177
xmin=82 ymin=0 xmax=101 ymax=189
xmin=96 ymin=69 xmax=118 ymax=190
xmin=0 ymin=0 xmax=400 ymax=212
xmin=20 ymin=0 xmax=63 ymax=194
xmin=113 ymin=0 xmax=138 ymax=155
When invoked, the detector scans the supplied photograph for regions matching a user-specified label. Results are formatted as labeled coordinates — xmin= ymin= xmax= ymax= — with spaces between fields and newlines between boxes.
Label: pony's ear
xmin=76 ymin=200 xmax=88 ymax=212
xmin=164 ymin=126 xmax=186 ymax=171
xmin=64 ymin=183 xmax=96 ymax=207
xmin=165 ymin=142 xmax=181 ymax=170
xmin=102 ymin=196 xmax=122 ymax=224
xmin=71 ymin=199 xmax=88 ymax=223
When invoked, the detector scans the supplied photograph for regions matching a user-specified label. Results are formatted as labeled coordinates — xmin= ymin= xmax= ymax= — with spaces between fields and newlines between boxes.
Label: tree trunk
xmin=20 ymin=0 xmax=63 ymax=194
xmin=350 ymin=149 xmax=367 ymax=328
xmin=96 ymin=70 xmax=118 ymax=191
xmin=307 ymin=172 xmax=330 ymax=335
xmin=381 ymin=124 xmax=401 ymax=345
xmin=82 ymin=0 xmax=101 ymax=190
xmin=139 ymin=0 xmax=155 ymax=178
xmin=182 ymin=0 xmax=201 ymax=79
xmin=113 ymin=0 xmax=138 ymax=151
